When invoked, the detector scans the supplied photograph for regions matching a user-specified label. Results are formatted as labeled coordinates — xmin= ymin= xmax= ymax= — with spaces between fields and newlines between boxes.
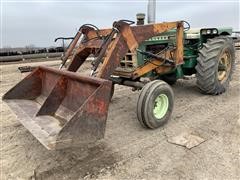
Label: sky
xmin=1 ymin=0 xmax=239 ymax=48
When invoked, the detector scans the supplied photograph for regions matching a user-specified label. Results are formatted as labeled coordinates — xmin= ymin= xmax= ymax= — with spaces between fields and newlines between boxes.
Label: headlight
xmin=207 ymin=30 xmax=211 ymax=34
xmin=201 ymin=28 xmax=218 ymax=35
xmin=212 ymin=29 xmax=218 ymax=34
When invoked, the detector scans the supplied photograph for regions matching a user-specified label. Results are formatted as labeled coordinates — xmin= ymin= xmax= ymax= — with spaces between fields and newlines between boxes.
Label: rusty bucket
xmin=3 ymin=66 xmax=112 ymax=150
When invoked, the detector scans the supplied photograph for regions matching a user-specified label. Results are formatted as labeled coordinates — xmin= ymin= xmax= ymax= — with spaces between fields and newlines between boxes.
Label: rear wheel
xmin=137 ymin=80 xmax=174 ymax=129
xmin=195 ymin=36 xmax=235 ymax=95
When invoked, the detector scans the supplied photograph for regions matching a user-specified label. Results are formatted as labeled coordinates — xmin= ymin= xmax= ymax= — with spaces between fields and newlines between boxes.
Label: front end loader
xmin=4 ymin=18 xmax=236 ymax=150
xmin=3 ymin=20 xmax=184 ymax=150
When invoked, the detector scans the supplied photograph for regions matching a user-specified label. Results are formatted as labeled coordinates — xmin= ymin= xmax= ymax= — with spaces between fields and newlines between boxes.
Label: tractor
xmin=3 ymin=19 xmax=235 ymax=150
xmin=113 ymin=20 xmax=235 ymax=129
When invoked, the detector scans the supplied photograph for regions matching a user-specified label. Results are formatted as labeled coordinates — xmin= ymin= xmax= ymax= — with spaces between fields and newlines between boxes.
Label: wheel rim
xmin=153 ymin=94 xmax=169 ymax=119
xmin=218 ymin=50 xmax=231 ymax=82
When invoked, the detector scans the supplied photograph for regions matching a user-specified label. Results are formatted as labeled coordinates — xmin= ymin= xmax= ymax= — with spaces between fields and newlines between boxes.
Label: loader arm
xmin=67 ymin=20 xmax=184 ymax=79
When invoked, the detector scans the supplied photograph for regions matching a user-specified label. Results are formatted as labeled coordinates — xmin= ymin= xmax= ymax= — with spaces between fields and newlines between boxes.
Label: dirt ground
xmin=1 ymin=52 xmax=239 ymax=180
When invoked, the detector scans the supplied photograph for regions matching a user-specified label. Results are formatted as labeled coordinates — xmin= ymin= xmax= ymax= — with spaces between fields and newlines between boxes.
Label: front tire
xmin=195 ymin=36 xmax=235 ymax=95
xmin=137 ymin=80 xmax=174 ymax=129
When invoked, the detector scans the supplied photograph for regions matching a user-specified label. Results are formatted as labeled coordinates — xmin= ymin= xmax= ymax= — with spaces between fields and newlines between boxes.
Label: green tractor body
xmin=133 ymin=27 xmax=233 ymax=80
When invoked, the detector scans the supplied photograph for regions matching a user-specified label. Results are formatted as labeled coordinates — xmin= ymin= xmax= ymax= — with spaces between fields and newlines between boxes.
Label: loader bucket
xmin=3 ymin=66 xmax=112 ymax=150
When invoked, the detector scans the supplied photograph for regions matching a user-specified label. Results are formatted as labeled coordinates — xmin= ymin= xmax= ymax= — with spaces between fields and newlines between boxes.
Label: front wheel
xmin=137 ymin=80 xmax=174 ymax=129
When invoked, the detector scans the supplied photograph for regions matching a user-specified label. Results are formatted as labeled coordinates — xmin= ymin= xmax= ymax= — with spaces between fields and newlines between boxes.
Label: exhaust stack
xmin=147 ymin=0 xmax=156 ymax=24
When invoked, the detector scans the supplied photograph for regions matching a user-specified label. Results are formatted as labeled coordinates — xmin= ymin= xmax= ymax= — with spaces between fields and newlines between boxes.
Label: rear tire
xmin=137 ymin=80 xmax=174 ymax=129
xmin=195 ymin=36 xmax=235 ymax=95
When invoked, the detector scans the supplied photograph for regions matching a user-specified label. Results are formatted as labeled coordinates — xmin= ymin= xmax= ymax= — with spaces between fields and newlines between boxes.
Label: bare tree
xmin=25 ymin=44 xmax=36 ymax=52
xmin=1 ymin=46 xmax=12 ymax=55
xmin=1 ymin=46 xmax=12 ymax=52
